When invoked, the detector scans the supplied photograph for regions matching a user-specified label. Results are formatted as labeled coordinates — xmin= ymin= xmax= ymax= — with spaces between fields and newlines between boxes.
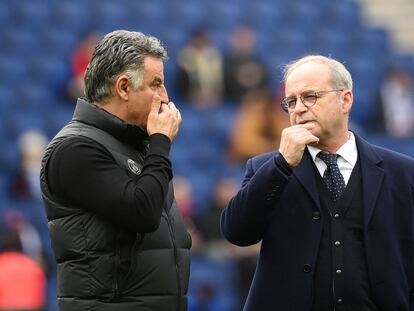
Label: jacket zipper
xmin=165 ymin=213 xmax=181 ymax=311
xmin=113 ymin=234 xmax=121 ymax=301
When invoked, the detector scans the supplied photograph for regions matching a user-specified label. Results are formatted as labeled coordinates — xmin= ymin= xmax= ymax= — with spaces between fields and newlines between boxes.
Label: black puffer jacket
xmin=40 ymin=99 xmax=191 ymax=311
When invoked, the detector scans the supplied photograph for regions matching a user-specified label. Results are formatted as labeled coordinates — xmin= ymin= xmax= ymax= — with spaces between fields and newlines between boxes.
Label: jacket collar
xmin=354 ymin=133 xmax=384 ymax=228
xmin=72 ymin=98 xmax=149 ymax=149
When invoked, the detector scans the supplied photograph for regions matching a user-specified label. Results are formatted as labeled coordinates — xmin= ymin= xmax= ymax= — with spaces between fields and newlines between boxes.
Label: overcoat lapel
xmin=293 ymin=149 xmax=321 ymax=210
xmin=355 ymin=135 xmax=384 ymax=228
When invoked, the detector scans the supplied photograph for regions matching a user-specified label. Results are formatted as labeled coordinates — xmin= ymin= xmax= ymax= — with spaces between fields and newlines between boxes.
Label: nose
xmin=159 ymin=85 xmax=169 ymax=104
xmin=293 ymin=97 xmax=308 ymax=114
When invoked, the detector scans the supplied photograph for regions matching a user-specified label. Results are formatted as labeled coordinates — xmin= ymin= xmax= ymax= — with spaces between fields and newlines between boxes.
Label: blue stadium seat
xmin=174 ymin=106 xmax=205 ymax=141
xmin=93 ymin=1 xmax=130 ymax=33
xmin=12 ymin=0 xmax=50 ymax=30
xmin=354 ymin=28 xmax=390 ymax=60
xmin=207 ymin=1 xmax=244 ymax=32
xmin=366 ymin=135 xmax=414 ymax=158
xmin=158 ymin=28 xmax=189 ymax=58
xmin=349 ymin=86 xmax=377 ymax=126
xmin=27 ymin=55 xmax=70 ymax=91
xmin=349 ymin=54 xmax=385 ymax=92
xmin=272 ymin=28 xmax=312 ymax=60
xmin=44 ymin=105 xmax=74 ymax=138
xmin=186 ymin=172 xmax=215 ymax=209
xmin=201 ymin=105 xmax=237 ymax=148
xmin=244 ymin=1 xmax=286 ymax=32
xmin=5 ymin=112 xmax=47 ymax=140
xmin=50 ymin=1 xmax=92 ymax=35
xmin=126 ymin=0 xmax=169 ymax=34
xmin=191 ymin=140 xmax=223 ymax=167
xmin=251 ymin=32 xmax=272 ymax=56
xmin=37 ymin=28 xmax=80 ymax=59
xmin=0 ymin=173 xmax=9 ymax=201
xmin=0 ymin=85 xmax=14 ymax=116
xmin=10 ymin=200 xmax=44 ymax=227
xmin=295 ymin=1 xmax=323 ymax=29
xmin=46 ymin=274 xmax=58 ymax=311
xmin=313 ymin=30 xmax=351 ymax=61
xmin=0 ymin=1 xmax=12 ymax=28
xmin=0 ymin=140 xmax=20 ymax=177
xmin=0 ymin=54 xmax=28 ymax=85
xmin=387 ymin=54 xmax=414 ymax=77
xmin=168 ymin=0 xmax=207 ymax=31
xmin=3 ymin=27 xmax=39 ymax=57
xmin=323 ymin=0 xmax=362 ymax=30
xmin=15 ymin=83 xmax=58 ymax=113
xmin=189 ymin=257 xmax=238 ymax=309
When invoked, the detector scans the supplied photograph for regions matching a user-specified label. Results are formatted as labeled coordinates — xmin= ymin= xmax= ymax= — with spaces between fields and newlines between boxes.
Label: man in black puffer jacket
xmin=40 ymin=30 xmax=191 ymax=311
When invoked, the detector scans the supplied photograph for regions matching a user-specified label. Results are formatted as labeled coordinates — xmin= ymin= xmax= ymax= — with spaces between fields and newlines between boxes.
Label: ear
xmin=341 ymin=90 xmax=353 ymax=114
xmin=114 ymin=74 xmax=131 ymax=101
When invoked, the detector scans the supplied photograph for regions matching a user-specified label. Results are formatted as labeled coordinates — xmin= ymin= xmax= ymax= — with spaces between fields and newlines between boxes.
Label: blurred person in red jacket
xmin=0 ymin=209 xmax=46 ymax=311
xmin=66 ymin=32 xmax=101 ymax=101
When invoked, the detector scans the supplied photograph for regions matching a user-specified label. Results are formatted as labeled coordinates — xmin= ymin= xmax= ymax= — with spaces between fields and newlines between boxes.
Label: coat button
xmin=303 ymin=264 xmax=312 ymax=273
xmin=334 ymin=241 xmax=341 ymax=247
xmin=312 ymin=211 xmax=321 ymax=220
xmin=337 ymin=298 xmax=343 ymax=304
xmin=333 ymin=213 xmax=340 ymax=219
xmin=335 ymin=269 xmax=342 ymax=275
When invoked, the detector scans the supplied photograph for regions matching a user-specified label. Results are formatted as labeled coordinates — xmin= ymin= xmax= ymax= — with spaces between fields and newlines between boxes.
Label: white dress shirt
xmin=307 ymin=132 xmax=358 ymax=185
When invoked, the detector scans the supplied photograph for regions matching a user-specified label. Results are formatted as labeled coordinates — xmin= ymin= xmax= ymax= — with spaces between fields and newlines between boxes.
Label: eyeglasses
xmin=281 ymin=89 xmax=344 ymax=112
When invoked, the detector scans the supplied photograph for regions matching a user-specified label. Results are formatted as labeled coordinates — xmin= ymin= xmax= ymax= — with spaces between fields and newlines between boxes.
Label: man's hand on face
xmin=278 ymin=124 xmax=319 ymax=167
xmin=147 ymin=95 xmax=182 ymax=142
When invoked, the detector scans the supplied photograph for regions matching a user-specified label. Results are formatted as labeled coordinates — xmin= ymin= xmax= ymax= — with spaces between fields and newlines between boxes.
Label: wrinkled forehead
xmin=142 ymin=56 xmax=165 ymax=78
xmin=285 ymin=62 xmax=333 ymax=95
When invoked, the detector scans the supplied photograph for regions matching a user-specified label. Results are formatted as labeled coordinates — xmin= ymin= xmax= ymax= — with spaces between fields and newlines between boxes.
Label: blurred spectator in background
xmin=380 ymin=68 xmax=414 ymax=137
xmin=1 ymin=209 xmax=44 ymax=264
xmin=195 ymin=177 xmax=239 ymax=246
xmin=174 ymin=175 xmax=196 ymax=224
xmin=176 ymin=29 xmax=223 ymax=107
xmin=11 ymin=130 xmax=48 ymax=201
xmin=227 ymin=89 xmax=289 ymax=164
xmin=173 ymin=175 xmax=205 ymax=254
xmin=0 ymin=209 xmax=46 ymax=311
xmin=194 ymin=177 xmax=259 ymax=310
xmin=66 ymin=32 xmax=101 ymax=101
xmin=189 ymin=283 xmax=225 ymax=311
xmin=223 ymin=25 xmax=269 ymax=103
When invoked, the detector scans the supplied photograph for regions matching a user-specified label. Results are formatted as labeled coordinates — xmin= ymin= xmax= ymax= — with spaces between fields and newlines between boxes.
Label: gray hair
xmin=282 ymin=55 xmax=353 ymax=91
xmin=84 ymin=30 xmax=168 ymax=102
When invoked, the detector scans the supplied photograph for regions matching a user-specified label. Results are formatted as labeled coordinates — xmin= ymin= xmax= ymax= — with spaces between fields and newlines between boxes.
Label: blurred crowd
xmin=1 ymin=5 xmax=414 ymax=310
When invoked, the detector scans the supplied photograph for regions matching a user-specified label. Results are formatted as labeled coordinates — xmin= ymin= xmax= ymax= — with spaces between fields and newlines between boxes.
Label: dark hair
xmin=84 ymin=30 xmax=167 ymax=102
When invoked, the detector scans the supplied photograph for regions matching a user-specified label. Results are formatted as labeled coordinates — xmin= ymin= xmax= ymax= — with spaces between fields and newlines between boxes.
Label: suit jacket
xmin=221 ymin=134 xmax=414 ymax=311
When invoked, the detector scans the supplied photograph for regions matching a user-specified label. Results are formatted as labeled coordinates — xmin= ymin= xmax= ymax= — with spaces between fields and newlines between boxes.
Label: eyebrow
xmin=287 ymin=90 xmax=317 ymax=97
xmin=152 ymin=76 xmax=163 ymax=84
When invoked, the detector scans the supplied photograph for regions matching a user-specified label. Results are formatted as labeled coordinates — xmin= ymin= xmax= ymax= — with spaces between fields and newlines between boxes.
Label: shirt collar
xmin=307 ymin=132 xmax=358 ymax=166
